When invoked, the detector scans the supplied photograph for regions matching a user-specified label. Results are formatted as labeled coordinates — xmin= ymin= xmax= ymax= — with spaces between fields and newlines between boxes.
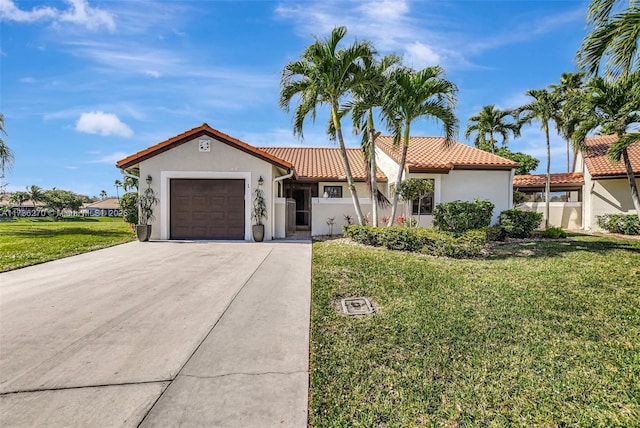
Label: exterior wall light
xmin=258 ymin=176 xmax=264 ymax=186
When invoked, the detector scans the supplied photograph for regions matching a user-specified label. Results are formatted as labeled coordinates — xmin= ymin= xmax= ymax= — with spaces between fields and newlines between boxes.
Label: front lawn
xmin=311 ymin=236 xmax=640 ymax=426
xmin=0 ymin=217 xmax=135 ymax=272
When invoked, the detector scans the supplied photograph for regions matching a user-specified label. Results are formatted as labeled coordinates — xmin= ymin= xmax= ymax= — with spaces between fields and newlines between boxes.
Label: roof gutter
xmin=272 ymin=169 xmax=295 ymax=239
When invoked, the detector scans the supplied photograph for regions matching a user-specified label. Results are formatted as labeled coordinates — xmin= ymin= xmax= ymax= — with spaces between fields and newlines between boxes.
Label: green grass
xmin=311 ymin=236 xmax=640 ymax=426
xmin=0 ymin=217 xmax=135 ymax=272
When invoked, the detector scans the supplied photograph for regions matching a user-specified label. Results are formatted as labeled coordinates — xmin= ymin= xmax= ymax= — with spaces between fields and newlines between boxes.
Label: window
xmin=411 ymin=179 xmax=434 ymax=215
xmin=323 ymin=185 xmax=343 ymax=198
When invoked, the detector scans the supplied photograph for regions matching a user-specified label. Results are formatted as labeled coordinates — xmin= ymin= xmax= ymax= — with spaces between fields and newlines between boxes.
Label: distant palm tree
xmin=577 ymin=0 xmax=639 ymax=78
xmin=382 ymin=66 xmax=458 ymax=226
xmin=517 ymin=89 xmax=563 ymax=229
xmin=549 ymin=72 xmax=586 ymax=172
xmin=573 ymin=73 xmax=640 ymax=220
xmin=27 ymin=185 xmax=44 ymax=206
xmin=0 ymin=113 xmax=14 ymax=178
xmin=464 ymin=105 xmax=520 ymax=154
xmin=114 ymin=179 xmax=122 ymax=200
xmin=280 ymin=26 xmax=375 ymax=225
xmin=10 ymin=191 xmax=29 ymax=207
xmin=351 ymin=53 xmax=400 ymax=226
xmin=100 ymin=190 xmax=108 ymax=200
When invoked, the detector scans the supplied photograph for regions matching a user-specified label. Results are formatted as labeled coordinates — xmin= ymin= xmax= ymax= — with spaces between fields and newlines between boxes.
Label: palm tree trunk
xmin=387 ymin=123 xmax=410 ymax=227
xmin=545 ymin=127 xmax=551 ymax=230
xmin=490 ymin=131 xmax=496 ymax=154
xmin=368 ymin=110 xmax=378 ymax=227
xmin=333 ymin=107 xmax=365 ymax=225
xmin=566 ymin=139 xmax=570 ymax=173
xmin=622 ymin=148 xmax=640 ymax=221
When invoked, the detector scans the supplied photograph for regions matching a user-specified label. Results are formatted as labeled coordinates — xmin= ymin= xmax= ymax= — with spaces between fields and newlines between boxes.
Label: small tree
xmin=42 ymin=189 xmax=84 ymax=217
xmin=396 ymin=178 xmax=434 ymax=227
xmin=251 ymin=186 xmax=268 ymax=226
xmin=10 ymin=191 xmax=30 ymax=207
xmin=138 ymin=176 xmax=159 ymax=226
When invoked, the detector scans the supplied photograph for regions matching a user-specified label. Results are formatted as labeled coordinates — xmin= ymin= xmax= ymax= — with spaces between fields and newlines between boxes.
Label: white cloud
xmin=87 ymin=151 xmax=130 ymax=164
xmin=404 ymin=42 xmax=441 ymax=68
xmin=75 ymin=111 xmax=133 ymax=137
xmin=0 ymin=0 xmax=115 ymax=31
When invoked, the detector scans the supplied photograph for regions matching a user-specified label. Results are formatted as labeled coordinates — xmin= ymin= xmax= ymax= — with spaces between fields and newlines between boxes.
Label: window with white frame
xmin=411 ymin=179 xmax=434 ymax=215
xmin=323 ymin=185 xmax=343 ymax=198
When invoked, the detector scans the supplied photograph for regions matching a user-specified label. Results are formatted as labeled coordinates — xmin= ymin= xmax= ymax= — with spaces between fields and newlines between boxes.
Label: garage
xmin=170 ymin=179 xmax=245 ymax=240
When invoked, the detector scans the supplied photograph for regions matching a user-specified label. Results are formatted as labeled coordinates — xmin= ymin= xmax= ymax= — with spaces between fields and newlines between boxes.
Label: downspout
xmin=272 ymin=169 xmax=295 ymax=240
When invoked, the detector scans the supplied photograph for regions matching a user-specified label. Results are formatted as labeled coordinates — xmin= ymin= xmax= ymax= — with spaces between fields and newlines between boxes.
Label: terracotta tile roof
xmin=513 ymin=173 xmax=584 ymax=188
xmin=583 ymin=134 xmax=640 ymax=178
xmin=116 ymin=123 xmax=293 ymax=171
xmin=376 ymin=136 xmax=518 ymax=172
xmin=259 ymin=147 xmax=386 ymax=181
xmin=82 ymin=198 xmax=120 ymax=209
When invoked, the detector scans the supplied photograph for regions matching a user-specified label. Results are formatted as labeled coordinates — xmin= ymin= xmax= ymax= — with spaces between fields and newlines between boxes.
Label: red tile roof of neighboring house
xmin=259 ymin=147 xmax=386 ymax=181
xmin=116 ymin=123 xmax=294 ymax=171
xmin=376 ymin=136 xmax=518 ymax=172
xmin=513 ymin=172 xmax=584 ymax=188
xmin=583 ymin=134 xmax=640 ymax=178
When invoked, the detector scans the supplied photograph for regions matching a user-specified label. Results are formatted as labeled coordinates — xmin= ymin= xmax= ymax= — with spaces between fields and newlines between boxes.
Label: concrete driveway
xmin=0 ymin=241 xmax=311 ymax=427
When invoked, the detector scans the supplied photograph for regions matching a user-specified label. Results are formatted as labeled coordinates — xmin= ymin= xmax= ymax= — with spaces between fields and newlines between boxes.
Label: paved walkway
xmin=0 ymin=241 xmax=311 ymax=427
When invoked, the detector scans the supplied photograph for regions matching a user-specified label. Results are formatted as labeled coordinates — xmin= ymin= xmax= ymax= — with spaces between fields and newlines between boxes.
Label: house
xmin=116 ymin=123 xmax=517 ymax=240
xmin=81 ymin=198 xmax=121 ymax=217
xmin=514 ymin=134 xmax=639 ymax=231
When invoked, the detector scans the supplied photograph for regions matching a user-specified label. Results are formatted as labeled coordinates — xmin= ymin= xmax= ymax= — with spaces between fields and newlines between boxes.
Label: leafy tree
xmin=517 ymin=89 xmax=563 ymax=229
xmin=27 ymin=185 xmax=44 ymax=205
xmin=42 ymin=189 xmax=84 ymax=217
xmin=119 ymin=192 xmax=138 ymax=225
xmin=351 ymin=53 xmax=400 ymax=226
xmin=382 ymin=66 xmax=458 ymax=226
xmin=0 ymin=113 xmax=14 ymax=178
xmin=10 ymin=191 xmax=29 ymax=207
xmin=495 ymin=147 xmax=540 ymax=175
xmin=464 ymin=105 xmax=520 ymax=154
xmin=396 ymin=178 xmax=434 ymax=227
xmin=280 ymin=26 xmax=375 ymax=225
xmin=577 ymin=0 xmax=639 ymax=79
xmin=574 ymin=73 xmax=640 ymax=220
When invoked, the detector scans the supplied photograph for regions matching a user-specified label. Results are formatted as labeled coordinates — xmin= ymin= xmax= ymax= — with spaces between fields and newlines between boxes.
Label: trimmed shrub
xmin=596 ymin=214 xmax=640 ymax=235
xmin=498 ymin=209 xmax=543 ymax=238
xmin=342 ymin=225 xmax=381 ymax=246
xmin=418 ymin=229 xmax=486 ymax=258
xmin=433 ymin=199 xmax=494 ymax=232
xmin=484 ymin=226 xmax=507 ymax=242
xmin=539 ymin=226 xmax=567 ymax=239
xmin=119 ymin=192 xmax=138 ymax=225
xmin=381 ymin=227 xmax=422 ymax=252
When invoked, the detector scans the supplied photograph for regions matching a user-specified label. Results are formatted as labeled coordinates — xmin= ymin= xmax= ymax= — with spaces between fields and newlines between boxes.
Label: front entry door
xmin=293 ymin=188 xmax=311 ymax=230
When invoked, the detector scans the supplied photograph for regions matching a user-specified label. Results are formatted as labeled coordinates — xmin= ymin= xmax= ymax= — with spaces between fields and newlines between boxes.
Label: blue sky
xmin=1 ymin=0 xmax=589 ymax=198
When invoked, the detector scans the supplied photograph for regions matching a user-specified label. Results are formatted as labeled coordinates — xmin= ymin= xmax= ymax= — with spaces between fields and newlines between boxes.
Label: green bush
xmin=433 ymin=199 xmax=494 ymax=232
xmin=119 ymin=192 xmax=138 ymax=225
xmin=539 ymin=226 xmax=567 ymax=239
xmin=596 ymin=214 xmax=640 ymax=235
xmin=342 ymin=225 xmax=381 ymax=246
xmin=498 ymin=209 xmax=543 ymax=238
xmin=343 ymin=225 xmax=486 ymax=258
xmin=484 ymin=226 xmax=507 ymax=242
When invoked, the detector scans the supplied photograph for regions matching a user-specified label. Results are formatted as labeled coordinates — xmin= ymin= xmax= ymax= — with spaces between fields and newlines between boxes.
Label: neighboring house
xmin=514 ymin=134 xmax=639 ymax=231
xmin=116 ymin=123 xmax=517 ymax=240
xmin=81 ymin=198 xmax=121 ymax=217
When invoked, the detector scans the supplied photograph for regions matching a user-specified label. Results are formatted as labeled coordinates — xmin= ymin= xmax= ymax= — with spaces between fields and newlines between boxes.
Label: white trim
xmin=160 ymin=171 xmax=252 ymax=240
xmin=312 ymin=197 xmax=375 ymax=205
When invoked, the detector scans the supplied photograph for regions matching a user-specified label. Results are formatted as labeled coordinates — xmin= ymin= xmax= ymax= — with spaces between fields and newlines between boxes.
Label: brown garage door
xmin=170 ymin=179 xmax=245 ymax=240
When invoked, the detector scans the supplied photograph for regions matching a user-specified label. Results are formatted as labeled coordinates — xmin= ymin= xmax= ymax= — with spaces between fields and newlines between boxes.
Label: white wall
xmin=518 ymin=202 xmax=583 ymax=229
xmin=140 ymin=136 xmax=277 ymax=240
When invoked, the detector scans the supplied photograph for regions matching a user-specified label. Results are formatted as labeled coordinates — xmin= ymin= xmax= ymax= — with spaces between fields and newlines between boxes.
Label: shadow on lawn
xmin=487 ymin=236 xmax=640 ymax=260
xmin=7 ymin=227 xmax=131 ymax=238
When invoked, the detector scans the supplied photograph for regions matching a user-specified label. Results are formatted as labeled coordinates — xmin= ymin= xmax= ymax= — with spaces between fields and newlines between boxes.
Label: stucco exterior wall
xmin=139 ymin=136 xmax=277 ymax=240
xmin=587 ymin=177 xmax=639 ymax=231
xmin=374 ymin=147 xmax=402 ymax=196
xmin=518 ymin=202 xmax=583 ymax=230
xmin=439 ymin=169 xmax=513 ymax=225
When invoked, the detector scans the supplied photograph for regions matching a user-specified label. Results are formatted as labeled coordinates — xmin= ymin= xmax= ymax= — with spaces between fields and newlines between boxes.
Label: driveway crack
xmin=180 ymin=370 xmax=307 ymax=380
xmin=0 ymin=379 xmax=172 ymax=396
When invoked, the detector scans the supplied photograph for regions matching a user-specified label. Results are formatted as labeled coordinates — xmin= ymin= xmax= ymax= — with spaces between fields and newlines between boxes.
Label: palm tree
xmin=351 ymin=53 xmax=400 ymax=226
xmin=100 ymin=190 xmax=108 ymax=200
xmin=517 ymin=89 xmax=563 ymax=229
xmin=114 ymin=179 xmax=122 ymax=200
xmin=0 ymin=113 xmax=14 ymax=178
xmin=279 ymin=26 xmax=375 ymax=225
xmin=10 ymin=191 xmax=29 ymax=207
xmin=549 ymin=72 xmax=586 ymax=172
xmin=27 ymin=185 xmax=43 ymax=206
xmin=573 ymin=73 xmax=640 ymax=220
xmin=382 ymin=66 xmax=458 ymax=226
xmin=577 ymin=0 xmax=639 ymax=79
xmin=464 ymin=105 xmax=521 ymax=154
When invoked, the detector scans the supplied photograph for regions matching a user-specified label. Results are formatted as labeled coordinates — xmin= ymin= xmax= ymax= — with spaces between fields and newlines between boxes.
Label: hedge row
xmin=596 ymin=214 xmax=640 ymax=235
xmin=343 ymin=225 xmax=487 ymax=259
